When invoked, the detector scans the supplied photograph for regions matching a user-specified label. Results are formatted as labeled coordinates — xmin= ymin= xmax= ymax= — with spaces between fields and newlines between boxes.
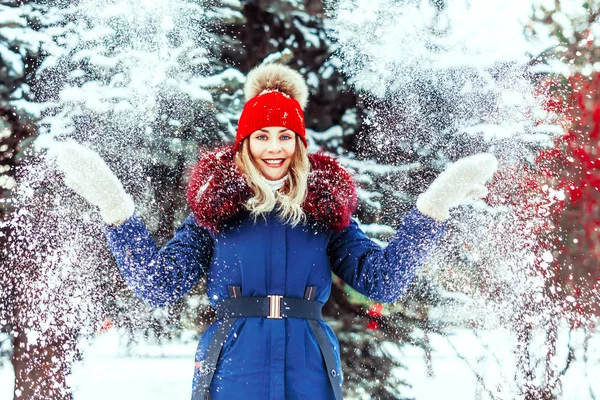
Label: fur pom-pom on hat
xmin=244 ymin=63 xmax=309 ymax=109
xmin=236 ymin=63 xmax=309 ymax=149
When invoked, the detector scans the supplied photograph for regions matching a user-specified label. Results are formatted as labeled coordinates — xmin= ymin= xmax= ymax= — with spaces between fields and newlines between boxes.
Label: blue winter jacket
xmin=104 ymin=146 xmax=446 ymax=400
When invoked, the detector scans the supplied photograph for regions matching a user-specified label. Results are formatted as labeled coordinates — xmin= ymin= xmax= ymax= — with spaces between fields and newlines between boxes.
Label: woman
xmin=54 ymin=63 xmax=498 ymax=400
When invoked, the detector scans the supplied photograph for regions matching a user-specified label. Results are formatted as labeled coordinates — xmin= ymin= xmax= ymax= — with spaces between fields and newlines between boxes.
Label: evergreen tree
xmin=2 ymin=0 xmax=240 ymax=397
xmin=0 ymin=1 xmax=84 ymax=398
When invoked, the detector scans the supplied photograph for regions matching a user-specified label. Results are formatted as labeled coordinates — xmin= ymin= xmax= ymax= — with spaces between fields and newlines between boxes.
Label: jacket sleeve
xmin=327 ymin=206 xmax=446 ymax=303
xmin=104 ymin=212 xmax=214 ymax=307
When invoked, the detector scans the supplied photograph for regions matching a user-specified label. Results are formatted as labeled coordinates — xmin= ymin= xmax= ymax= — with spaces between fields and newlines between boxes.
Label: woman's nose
xmin=267 ymin=139 xmax=282 ymax=152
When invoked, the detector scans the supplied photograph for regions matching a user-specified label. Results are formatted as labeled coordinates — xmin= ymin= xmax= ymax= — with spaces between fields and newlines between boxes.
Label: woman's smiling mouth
xmin=263 ymin=159 xmax=285 ymax=167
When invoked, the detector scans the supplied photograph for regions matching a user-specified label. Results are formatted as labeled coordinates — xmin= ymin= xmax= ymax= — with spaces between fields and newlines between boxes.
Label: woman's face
xmin=248 ymin=126 xmax=296 ymax=181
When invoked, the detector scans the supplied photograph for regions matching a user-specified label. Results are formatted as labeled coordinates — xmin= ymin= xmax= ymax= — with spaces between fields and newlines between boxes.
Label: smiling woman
xmin=52 ymin=62 xmax=497 ymax=400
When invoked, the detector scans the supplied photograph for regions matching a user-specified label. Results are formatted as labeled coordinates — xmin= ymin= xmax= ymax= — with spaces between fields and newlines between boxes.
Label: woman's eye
xmin=280 ymin=135 xmax=292 ymax=141
xmin=256 ymin=135 xmax=267 ymax=140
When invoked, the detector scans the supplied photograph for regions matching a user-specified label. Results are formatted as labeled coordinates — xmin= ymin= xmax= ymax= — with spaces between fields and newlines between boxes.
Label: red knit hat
xmin=236 ymin=64 xmax=309 ymax=150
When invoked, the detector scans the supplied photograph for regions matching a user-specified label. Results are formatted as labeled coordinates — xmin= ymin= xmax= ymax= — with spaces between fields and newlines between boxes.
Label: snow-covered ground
xmin=1 ymin=327 xmax=598 ymax=400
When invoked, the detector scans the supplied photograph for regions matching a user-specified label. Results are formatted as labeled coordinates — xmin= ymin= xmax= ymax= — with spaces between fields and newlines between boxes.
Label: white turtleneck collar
xmin=264 ymin=175 xmax=288 ymax=191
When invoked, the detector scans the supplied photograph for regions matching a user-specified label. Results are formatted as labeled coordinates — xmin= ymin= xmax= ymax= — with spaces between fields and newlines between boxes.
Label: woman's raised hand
xmin=49 ymin=141 xmax=135 ymax=226
xmin=416 ymin=153 xmax=498 ymax=222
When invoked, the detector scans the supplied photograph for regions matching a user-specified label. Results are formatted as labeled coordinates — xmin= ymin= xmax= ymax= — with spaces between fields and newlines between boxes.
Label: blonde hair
xmin=235 ymin=135 xmax=309 ymax=226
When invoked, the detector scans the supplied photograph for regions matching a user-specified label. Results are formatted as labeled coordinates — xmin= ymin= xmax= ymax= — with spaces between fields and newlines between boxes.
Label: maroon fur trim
xmin=186 ymin=145 xmax=357 ymax=233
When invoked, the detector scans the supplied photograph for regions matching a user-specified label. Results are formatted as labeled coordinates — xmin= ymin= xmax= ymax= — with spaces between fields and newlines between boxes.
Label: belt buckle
xmin=267 ymin=295 xmax=283 ymax=319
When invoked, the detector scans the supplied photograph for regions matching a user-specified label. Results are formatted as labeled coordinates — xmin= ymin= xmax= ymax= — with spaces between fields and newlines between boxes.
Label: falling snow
xmin=1 ymin=0 xmax=600 ymax=399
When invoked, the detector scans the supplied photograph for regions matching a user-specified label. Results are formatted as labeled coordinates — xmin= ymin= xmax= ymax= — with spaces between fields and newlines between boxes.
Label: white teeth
xmin=264 ymin=160 xmax=283 ymax=165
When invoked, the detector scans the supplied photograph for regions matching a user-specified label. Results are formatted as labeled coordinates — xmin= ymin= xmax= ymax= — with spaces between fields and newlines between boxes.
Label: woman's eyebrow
xmin=258 ymin=128 xmax=289 ymax=133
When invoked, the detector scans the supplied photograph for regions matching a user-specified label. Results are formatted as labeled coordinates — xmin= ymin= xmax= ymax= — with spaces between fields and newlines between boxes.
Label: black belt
xmin=192 ymin=285 xmax=343 ymax=400
xmin=215 ymin=295 xmax=323 ymax=320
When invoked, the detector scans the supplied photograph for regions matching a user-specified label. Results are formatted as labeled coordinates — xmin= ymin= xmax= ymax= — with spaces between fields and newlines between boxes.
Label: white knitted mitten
xmin=416 ymin=153 xmax=498 ymax=222
xmin=49 ymin=141 xmax=135 ymax=226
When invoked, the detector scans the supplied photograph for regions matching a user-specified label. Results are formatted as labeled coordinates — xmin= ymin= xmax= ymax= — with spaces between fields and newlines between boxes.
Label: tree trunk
xmin=11 ymin=328 xmax=73 ymax=400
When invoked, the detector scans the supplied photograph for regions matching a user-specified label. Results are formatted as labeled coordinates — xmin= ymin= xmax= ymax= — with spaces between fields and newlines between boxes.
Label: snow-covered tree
xmin=2 ymin=0 xmax=244 ymax=397
xmin=0 ymin=1 xmax=84 ymax=398
xmin=0 ymin=0 xmax=57 ymax=219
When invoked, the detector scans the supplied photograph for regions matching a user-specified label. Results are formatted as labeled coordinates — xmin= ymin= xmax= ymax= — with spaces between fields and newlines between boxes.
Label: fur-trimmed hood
xmin=186 ymin=145 xmax=357 ymax=233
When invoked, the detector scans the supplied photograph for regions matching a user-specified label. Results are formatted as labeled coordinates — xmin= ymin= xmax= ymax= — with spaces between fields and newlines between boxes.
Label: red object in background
xmin=532 ymin=73 xmax=600 ymax=319
xmin=368 ymin=304 xmax=384 ymax=318
xmin=367 ymin=304 xmax=383 ymax=330
xmin=485 ymin=73 xmax=600 ymax=321
xmin=99 ymin=318 xmax=113 ymax=332
xmin=367 ymin=321 xmax=379 ymax=330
